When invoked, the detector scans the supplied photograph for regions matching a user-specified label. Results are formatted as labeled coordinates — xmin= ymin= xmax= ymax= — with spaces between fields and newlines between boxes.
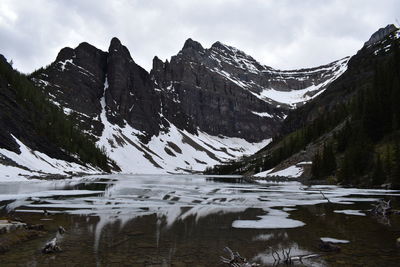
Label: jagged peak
xmin=210 ymin=41 xmax=254 ymax=60
xmin=55 ymin=47 xmax=75 ymax=62
xmin=109 ymin=37 xmax=123 ymax=52
xmin=76 ymin=41 xmax=101 ymax=52
xmin=107 ymin=37 xmax=135 ymax=64
xmin=152 ymin=55 xmax=164 ymax=70
xmin=182 ymin=38 xmax=204 ymax=51
xmin=211 ymin=41 xmax=231 ymax=51
xmin=364 ymin=24 xmax=399 ymax=47
xmin=110 ymin=37 xmax=122 ymax=46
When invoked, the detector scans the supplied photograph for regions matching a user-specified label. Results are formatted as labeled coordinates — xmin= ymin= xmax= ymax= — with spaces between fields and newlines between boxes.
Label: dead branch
xmin=270 ymin=246 xmax=320 ymax=265
xmin=371 ymin=199 xmax=391 ymax=216
xmin=220 ymin=247 xmax=260 ymax=267
xmin=319 ymin=190 xmax=331 ymax=203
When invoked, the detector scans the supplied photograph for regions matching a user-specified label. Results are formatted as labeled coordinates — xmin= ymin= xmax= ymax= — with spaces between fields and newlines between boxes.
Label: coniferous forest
xmin=0 ymin=57 xmax=112 ymax=172
xmin=206 ymin=31 xmax=400 ymax=189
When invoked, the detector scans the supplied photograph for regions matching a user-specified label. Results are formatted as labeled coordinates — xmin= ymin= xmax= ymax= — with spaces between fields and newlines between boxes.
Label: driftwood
xmin=319 ymin=190 xmax=331 ymax=203
xmin=370 ymin=199 xmax=394 ymax=226
xmin=220 ymin=247 xmax=260 ymax=267
xmin=42 ymin=226 xmax=66 ymax=254
xmin=270 ymin=247 xmax=320 ymax=266
xmin=220 ymin=246 xmax=320 ymax=266
xmin=42 ymin=237 xmax=61 ymax=253
xmin=270 ymin=247 xmax=292 ymax=265
xmin=318 ymin=240 xmax=341 ymax=252
xmin=371 ymin=199 xmax=391 ymax=216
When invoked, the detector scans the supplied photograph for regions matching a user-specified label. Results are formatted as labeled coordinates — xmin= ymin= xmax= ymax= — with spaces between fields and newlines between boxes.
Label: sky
xmin=0 ymin=0 xmax=399 ymax=73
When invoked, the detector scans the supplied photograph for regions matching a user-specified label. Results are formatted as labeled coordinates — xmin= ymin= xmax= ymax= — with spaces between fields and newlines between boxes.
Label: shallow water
xmin=0 ymin=174 xmax=400 ymax=266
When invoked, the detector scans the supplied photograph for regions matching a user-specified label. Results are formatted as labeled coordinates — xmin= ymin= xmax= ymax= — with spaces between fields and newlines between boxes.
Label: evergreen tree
xmin=391 ymin=143 xmax=400 ymax=189
xmin=371 ymin=155 xmax=386 ymax=186
xmin=311 ymin=151 xmax=322 ymax=180
xmin=321 ymin=142 xmax=336 ymax=176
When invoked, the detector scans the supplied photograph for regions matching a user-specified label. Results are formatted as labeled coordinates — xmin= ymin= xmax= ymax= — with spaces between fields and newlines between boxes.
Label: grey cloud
xmin=0 ymin=0 xmax=399 ymax=73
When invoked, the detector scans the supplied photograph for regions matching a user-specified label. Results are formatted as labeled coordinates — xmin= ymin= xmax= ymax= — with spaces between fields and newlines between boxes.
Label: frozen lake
xmin=0 ymin=174 xmax=399 ymax=266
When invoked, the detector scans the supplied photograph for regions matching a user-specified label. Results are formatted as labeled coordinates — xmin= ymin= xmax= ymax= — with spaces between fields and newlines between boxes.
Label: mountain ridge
xmin=2 ymin=25 xmax=396 ymax=177
xmin=207 ymin=24 xmax=400 ymax=188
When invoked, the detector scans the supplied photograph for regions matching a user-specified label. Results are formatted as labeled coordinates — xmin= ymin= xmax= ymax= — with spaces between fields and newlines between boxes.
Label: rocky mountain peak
xmin=108 ymin=37 xmax=134 ymax=62
xmin=364 ymin=24 xmax=398 ymax=47
xmin=110 ymin=37 xmax=122 ymax=48
xmin=182 ymin=38 xmax=204 ymax=52
xmin=55 ymin=47 xmax=75 ymax=62
xmin=0 ymin=54 xmax=11 ymax=68
xmin=152 ymin=56 xmax=164 ymax=70
xmin=210 ymin=41 xmax=238 ymax=54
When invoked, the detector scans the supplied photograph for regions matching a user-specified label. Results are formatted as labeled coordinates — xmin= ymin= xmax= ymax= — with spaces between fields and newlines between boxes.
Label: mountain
xmin=0 ymin=55 xmax=113 ymax=179
xmin=23 ymin=36 xmax=347 ymax=174
xmin=151 ymin=39 xmax=348 ymax=141
xmin=208 ymin=24 xmax=400 ymax=188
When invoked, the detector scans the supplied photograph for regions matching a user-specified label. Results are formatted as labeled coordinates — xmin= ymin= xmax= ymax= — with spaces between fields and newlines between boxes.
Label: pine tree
xmin=311 ymin=151 xmax=322 ymax=180
xmin=371 ymin=155 xmax=386 ymax=186
xmin=322 ymin=142 xmax=336 ymax=176
xmin=391 ymin=143 xmax=400 ymax=189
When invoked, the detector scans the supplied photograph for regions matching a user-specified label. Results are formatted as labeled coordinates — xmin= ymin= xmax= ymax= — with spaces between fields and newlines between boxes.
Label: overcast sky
xmin=0 ymin=0 xmax=399 ymax=73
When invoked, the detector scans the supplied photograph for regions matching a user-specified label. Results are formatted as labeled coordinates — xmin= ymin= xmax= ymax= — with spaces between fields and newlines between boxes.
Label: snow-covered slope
xmin=0 ymin=135 xmax=99 ymax=180
xmin=204 ymin=42 xmax=349 ymax=108
xmin=97 ymin=119 xmax=270 ymax=174
xmin=97 ymin=77 xmax=269 ymax=173
xmin=251 ymin=58 xmax=348 ymax=107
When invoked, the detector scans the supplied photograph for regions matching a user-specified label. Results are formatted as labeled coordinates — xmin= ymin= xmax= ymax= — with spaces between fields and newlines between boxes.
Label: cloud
xmin=0 ymin=0 xmax=399 ymax=73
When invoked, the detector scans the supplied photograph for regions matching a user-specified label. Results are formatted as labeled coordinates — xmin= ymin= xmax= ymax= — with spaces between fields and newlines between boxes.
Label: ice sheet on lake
xmin=232 ymin=208 xmax=305 ymax=229
xmin=334 ymin=209 xmax=366 ymax=216
xmin=0 ymin=174 xmax=399 ymax=234
xmin=320 ymin=237 xmax=350 ymax=243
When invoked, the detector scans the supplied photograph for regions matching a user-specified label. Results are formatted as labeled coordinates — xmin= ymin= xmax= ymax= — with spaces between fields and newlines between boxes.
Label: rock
xmin=0 ymin=226 xmax=46 ymax=253
xmin=318 ymin=240 xmax=341 ymax=252
xmin=106 ymin=37 xmax=162 ymax=139
xmin=0 ymin=219 xmax=26 ymax=234
xmin=364 ymin=24 xmax=398 ymax=47
xmin=25 ymin=224 xmax=44 ymax=231
xmin=42 ymin=237 xmax=62 ymax=254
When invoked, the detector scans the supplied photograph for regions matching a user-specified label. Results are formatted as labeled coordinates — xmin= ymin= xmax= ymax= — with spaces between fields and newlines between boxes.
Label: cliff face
xmin=151 ymin=39 xmax=347 ymax=141
xmin=28 ymin=36 xmax=349 ymax=173
xmin=32 ymin=38 xmax=164 ymax=142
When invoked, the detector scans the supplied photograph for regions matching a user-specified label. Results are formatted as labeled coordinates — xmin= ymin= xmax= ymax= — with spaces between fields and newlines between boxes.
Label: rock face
xmin=105 ymin=38 xmax=163 ymax=139
xmin=29 ymin=36 xmax=349 ymax=173
xmin=151 ymin=39 xmax=348 ymax=141
xmin=364 ymin=24 xmax=398 ymax=47
xmin=32 ymin=38 xmax=164 ymax=141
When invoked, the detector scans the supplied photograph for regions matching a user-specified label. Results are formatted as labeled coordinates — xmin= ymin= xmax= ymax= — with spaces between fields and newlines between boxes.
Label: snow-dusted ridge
xmin=200 ymin=40 xmax=351 ymax=108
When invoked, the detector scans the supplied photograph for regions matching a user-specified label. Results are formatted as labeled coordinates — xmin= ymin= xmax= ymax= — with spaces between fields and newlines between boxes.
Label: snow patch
xmin=320 ymin=237 xmax=350 ymax=244
xmin=0 ymin=135 xmax=98 ymax=180
xmin=334 ymin=209 xmax=366 ymax=216
xmin=251 ymin=111 xmax=274 ymax=118
xmin=254 ymin=165 xmax=304 ymax=178
xmin=232 ymin=208 xmax=305 ymax=229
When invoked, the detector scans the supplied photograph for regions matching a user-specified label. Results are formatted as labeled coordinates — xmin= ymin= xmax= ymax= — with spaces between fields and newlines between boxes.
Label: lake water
xmin=0 ymin=174 xmax=399 ymax=266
